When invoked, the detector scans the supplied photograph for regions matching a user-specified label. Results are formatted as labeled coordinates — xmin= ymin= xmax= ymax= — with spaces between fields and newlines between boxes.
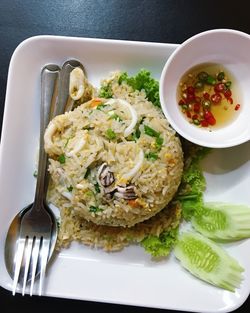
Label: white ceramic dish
xmin=160 ymin=29 xmax=250 ymax=148
xmin=0 ymin=35 xmax=250 ymax=312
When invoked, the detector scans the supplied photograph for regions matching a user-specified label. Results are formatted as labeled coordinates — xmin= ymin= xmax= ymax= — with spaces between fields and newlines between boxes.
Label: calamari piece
xmin=69 ymin=67 xmax=85 ymax=100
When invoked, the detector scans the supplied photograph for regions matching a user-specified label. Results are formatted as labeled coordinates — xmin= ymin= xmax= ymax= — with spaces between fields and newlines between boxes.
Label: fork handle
xmin=34 ymin=65 xmax=60 ymax=206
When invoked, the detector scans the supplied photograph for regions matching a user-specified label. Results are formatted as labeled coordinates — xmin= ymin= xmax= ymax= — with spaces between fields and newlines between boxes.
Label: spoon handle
xmin=57 ymin=59 xmax=85 ymax=113
xmin=34 ymin=65 xmax=60 ymax=206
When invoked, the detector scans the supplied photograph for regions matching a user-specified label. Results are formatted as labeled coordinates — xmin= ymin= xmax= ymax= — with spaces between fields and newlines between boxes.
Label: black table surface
xmin=0 ymin=1 xmax=249 ymax=312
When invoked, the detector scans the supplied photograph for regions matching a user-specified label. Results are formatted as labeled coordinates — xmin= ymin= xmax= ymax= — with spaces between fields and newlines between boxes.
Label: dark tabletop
xmin=0 ymin=1 xmax=249 ymax=312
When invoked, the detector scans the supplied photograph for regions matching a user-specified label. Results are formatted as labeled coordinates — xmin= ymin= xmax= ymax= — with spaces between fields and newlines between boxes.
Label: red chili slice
xmin=193 ymin=103 xmax=201 ymax=112
xmin=186 ymin=93 xmax=195 ymax=102
xmin=211 ymin=93 xmax=222 ymax=104
xmin=235 ymin=104 xmax=240 ymax=111
xmin=207 ymin=116 xmax=216 ymax=125
xmin=214 ymin=83 xmax=225 ymax=93
xmin=186 ymin=111 xmax=191 ymax=118
xmin=227 ymin=97 xmax=233 ymax=104
xmin=203 ymin=92 xmax=210 ymax=100
xmin=201 ymin=120 xmax=209 ymax=127
xmin=178 ymin=99 xmax=186 ymax=105
xmin=224 ymin=89 xmax=232 ymax=98
xmin=204 ymin=110 xmax=213 ymax=120
xmin=192 ymin=114 xmax=199 ymax=120
xmin=187 ymin=86 xmax=195 ymax=95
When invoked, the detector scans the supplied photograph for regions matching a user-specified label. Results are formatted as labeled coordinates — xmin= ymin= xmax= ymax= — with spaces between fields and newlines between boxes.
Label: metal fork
xmin=9 ymin=65 xmax=60 ymax=296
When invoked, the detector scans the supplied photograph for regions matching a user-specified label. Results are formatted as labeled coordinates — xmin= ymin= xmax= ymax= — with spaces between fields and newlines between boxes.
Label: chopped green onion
xmin=225 ymin=81 xmax=232 ymax=88
xmin=67 ymin=186 xmax=73 ymax=192
xmin=195 ymin=81 xmax=204 ymax=89
xmin=64 ymin=138 xmax=70 ymax=148
xmin=217 ymin=72 xmax=225 ymax=81
xmin=106 ymin=128 xmax=116 ymax=140
xmin=89 ymin=205 xmax=103 ymax=213
xmin=108 ymin=111 xmax=122 ymax=121
xmin=206 ymin=76 xmax=216 ymax=85
xmin=197 ymin=71 xmax=208 ymax=82
xmin=94 ymin=183 xmax=100 ymax=193
xmin=58 ymin=154 xmax=66 ymax=164
xmin=96 ymin=104 xmax=107 ymax=110
xmin=144 ymin=125 xmax=160 ymax=138
xmin=33 ymin=170 xmax=38 ymax=178
xmin=84 ymin=167 xmax=91 ymax=178
xmin=145 ymin=152 xmax=158 ymax=160
xmin=155 ymin=136 xmax=164 ymax=149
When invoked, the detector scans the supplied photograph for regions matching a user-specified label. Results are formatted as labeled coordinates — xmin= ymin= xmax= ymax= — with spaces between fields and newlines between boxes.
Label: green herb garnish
xmin=94 ymin=183 xmax=100 ymax=193
xmin=96 ymin=104 xmax=107 ymax=110
xmin=99 ymin=83 xmax=113 ymax=98
xmin=58 ymin=154 xmax=66 ymax=164
xmin=106 ymin=128 xmax=116 ymax=140
xmin=89 ymin=205 xmax=103 ymax=213
xmin=118 ymin=69 xmax=160 ymax=107
xmin=84 ymin=167 xmax=91 ymax=178
xmin=155 ymin=136 xmax=164 ymax=149
xmin=67 ymin=186 xmax=73 ymax=192
xmin=145 ymin=152 xmax=158 ymax=161
xmin=108 ymin=113 xmax=122 ymax=121
xmin=141 ymin=227 xmax=179 ymax=257
xmin=144 ymin=125 xmax=160 ymax=138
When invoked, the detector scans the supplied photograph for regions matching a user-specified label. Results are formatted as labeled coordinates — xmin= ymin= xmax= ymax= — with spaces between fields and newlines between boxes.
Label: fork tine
xmin=12 ymin=238 xmax=26 ymax=295
xmin=38 ymin=238 xmax=50 ymax=296
xmin=22 ymin=237 xmax=34 ymax=296
xmin=29 ymin=237 xmax=40 ymax=296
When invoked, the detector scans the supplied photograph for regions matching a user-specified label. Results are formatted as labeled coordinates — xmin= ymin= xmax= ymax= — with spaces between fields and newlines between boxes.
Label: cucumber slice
xmin=191 ymin=202 xmax=250 ymax=241
xmin=174 ymin=232 xmax=244 ymax=292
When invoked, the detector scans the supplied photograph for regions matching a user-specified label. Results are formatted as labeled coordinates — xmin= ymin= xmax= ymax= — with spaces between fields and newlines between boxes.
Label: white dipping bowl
xmin=160 ymin=29 xmax=250 ymax=148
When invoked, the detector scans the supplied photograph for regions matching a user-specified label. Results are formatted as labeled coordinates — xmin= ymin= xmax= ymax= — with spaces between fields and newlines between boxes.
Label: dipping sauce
xmin=177 ymin=63 xmax=241 ymax=129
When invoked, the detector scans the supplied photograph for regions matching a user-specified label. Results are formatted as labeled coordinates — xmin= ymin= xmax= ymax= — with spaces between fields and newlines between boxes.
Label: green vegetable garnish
xmin=195 ymin=81 xmax=204 ymax=89
xmin=145 ymin=152 xmax=158 ymax=161
xmin=99 ymin=83 xmax=113 ymax=98
xmin=176 ymin=144 xmax=209 ymax=220
xmin=141 ymin=227 xmax=178 ymax=257
xmin=33 ymin=170 xmax=38 ymax=178
xmin=118 ymin=69 xmax=160 ymax=107
xmin=155 ymin=136 xmax=164 ymax=149
xmin=96 ymin=104 xmax=107 ymax=110
xmin=84 ymin=167 xmax=91 ymax=178
xmin=206 ymin=75 xmax=216 ymax=85
xmin=108 ymin=112 xmax=122 ymax=121
xmin=197 ymin=71 xmax=208 ymax=82
xmin=225 ymin=81 xmax=232 ymax=88
xmin=174 ymin=232 xmax=244 ymax=292
xmin=89 ymin=206 xmax=103 ymax=213
xmin=94 ymin=183 xmax=100 ymax=193
xmin=217 ymin=72 xmax=225 ymax=81
xmin=106 ymin=128 xmax=116 ymax=140
xmin=191 ymin=202 xmax=250 ymax=241
xmin=144 ymin=125 xmax=160 ymax=138
xmin=58 ymin=154 xmax=66 ymax=164
xmin=64 ymin=138 xmax=70 ymax=148
xmin=67 ymin=186 xmax=73 ymax=192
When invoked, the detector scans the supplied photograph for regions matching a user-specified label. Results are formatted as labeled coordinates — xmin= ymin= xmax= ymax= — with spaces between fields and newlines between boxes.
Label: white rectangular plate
xmin=0 ymin=35 xmax=250 ymax=312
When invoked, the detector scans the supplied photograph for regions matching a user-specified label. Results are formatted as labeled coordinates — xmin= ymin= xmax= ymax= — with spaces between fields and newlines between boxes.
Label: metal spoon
xmin=58 ymin=59 xmax=85 ymax=112
xmin=4 ymin=64 xmax=60 ymax=283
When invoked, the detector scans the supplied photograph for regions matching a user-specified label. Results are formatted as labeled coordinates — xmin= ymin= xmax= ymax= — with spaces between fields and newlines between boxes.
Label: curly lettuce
xmin=141 ymin=227 xmax=179 ymax=258
xmin=118 ymin=69 xmax=160 ymax=107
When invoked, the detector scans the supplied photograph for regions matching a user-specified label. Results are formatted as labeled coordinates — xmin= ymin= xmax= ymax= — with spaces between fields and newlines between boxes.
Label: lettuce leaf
xmin=176 ymin=143 xmax=210 ymax=220
xmin=141 ymin=227 xmax=179 ymax=257
xmin=118 ymin=69 xmax=160 ymax=107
